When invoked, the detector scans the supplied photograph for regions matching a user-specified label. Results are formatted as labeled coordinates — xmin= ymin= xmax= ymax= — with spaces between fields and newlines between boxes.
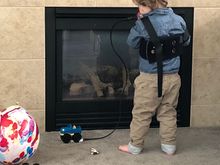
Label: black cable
xmin=84 ymin=16 xmax=136 ymax=141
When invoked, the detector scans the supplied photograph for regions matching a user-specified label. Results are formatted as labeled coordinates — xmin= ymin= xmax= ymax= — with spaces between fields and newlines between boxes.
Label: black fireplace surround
xmin=45 ymin=7 xmax=193 ymax=131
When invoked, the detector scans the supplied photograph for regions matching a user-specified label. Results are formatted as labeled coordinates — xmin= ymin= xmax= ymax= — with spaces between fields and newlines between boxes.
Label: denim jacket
xmin=127 ymin=8 xmax=191 ymax=73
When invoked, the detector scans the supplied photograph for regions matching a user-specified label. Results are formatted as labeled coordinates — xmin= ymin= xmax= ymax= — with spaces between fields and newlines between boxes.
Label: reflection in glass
xmin=62 ymin=30 xmax=139 ymax=100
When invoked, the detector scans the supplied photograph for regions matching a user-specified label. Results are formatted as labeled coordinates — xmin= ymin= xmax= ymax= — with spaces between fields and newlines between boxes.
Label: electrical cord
xmin=84 ymin=16 xmax=136 ymax=141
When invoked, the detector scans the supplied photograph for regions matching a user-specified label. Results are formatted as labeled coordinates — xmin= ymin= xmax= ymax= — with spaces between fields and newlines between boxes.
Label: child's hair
xmin=132 ymin=0 xmax=168 ymax=8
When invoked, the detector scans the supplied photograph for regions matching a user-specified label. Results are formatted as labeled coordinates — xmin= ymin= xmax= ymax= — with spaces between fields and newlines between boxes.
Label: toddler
xmin=119 ymin=0 xmax=190 ymax=155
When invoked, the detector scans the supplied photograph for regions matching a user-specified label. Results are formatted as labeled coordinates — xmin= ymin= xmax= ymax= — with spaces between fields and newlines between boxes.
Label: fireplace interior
xmin=46 ymin=7 xmax=194 ymax=131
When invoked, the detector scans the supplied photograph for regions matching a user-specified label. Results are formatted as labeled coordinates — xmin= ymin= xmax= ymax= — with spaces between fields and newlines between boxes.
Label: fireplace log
xmin=69 ymin=82 xmax=93 ymax=96
xmin=80 ymin=63 xmax=115 ymax=97
xmin=122 ymin=67 xmax=131 ymax=96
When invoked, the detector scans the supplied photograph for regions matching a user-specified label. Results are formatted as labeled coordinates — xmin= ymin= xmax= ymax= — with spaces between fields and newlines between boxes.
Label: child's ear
xmin=139 ymin=6 xmax=152 ymax=14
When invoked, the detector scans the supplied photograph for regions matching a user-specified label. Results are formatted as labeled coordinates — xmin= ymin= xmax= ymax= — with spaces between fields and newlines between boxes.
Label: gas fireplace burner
xmin=46 ymin=7 xmax=194 ymax=131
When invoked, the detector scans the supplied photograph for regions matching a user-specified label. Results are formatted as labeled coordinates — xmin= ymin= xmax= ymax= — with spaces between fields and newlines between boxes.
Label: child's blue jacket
xmin=127 ymin=8 xmax=191 ymax=73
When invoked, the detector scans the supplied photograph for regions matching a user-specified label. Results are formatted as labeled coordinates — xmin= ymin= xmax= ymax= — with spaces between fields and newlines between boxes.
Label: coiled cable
xmin=84 ymin=16 xmax=136 ymax=141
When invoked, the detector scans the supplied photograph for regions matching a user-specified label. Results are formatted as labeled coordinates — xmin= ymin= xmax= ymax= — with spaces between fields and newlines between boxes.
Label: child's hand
xmin=137 ymin=11 xmax=143 ymax=19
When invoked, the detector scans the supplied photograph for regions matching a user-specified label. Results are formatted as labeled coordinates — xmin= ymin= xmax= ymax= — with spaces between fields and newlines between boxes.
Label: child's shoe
xmin=161 ymin=144 xmax=176 ymax=155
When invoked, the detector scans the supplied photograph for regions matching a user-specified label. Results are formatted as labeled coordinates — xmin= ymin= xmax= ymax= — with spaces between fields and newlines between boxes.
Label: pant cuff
xmin=128 ymin=142 xmax=143 ymax=155
xmin=161 ymin=144 xmax=176 ymax=155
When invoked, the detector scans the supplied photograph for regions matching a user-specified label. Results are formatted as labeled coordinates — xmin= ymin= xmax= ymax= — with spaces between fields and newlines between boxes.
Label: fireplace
xmin=45 ymin=7 xmax=194 ymax=131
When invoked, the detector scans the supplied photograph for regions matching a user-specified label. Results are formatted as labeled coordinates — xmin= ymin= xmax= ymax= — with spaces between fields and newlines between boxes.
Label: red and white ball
xmin=0 ymin=105 xmax=40 ymax=164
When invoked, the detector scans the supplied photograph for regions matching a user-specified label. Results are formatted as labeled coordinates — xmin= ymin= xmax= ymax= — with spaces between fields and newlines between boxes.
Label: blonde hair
xmin=133 ymin=0 xmax=168 ymax=8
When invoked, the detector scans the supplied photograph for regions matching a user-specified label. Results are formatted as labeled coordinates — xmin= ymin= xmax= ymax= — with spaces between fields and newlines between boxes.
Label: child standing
xmin=119 ymin=0 xmax=190 ymax=155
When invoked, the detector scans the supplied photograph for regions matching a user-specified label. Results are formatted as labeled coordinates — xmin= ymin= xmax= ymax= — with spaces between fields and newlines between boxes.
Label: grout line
xmin=0 ymin=58 xmax=45 ymax=61
xmin=0 ymin=6 xmax=45 ymax=8
xmin=192 ymin=57 xmax=220 ymax=60
xmin=191 ymin=104 xmax=220 ymax=106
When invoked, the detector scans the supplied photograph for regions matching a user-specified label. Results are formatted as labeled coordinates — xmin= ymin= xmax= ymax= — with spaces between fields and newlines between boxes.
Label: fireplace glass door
xmin=60 ymin=30 xmax=138 ymax=101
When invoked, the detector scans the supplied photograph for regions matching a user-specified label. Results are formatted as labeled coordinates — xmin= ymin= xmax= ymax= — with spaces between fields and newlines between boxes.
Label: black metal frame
xmin=45 ymin=7 xmax=194 ymax=131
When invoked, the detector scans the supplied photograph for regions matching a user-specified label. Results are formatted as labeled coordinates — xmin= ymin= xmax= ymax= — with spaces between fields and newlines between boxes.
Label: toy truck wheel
xmin=72 ymin=133 xmax=82 ymax=143
xmin=60 ymin=134 xmax=71 ymax=143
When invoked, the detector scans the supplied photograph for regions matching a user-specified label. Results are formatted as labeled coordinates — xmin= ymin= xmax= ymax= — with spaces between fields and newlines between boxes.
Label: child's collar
xmin=144 ymin=7 xmax=172 ymax=16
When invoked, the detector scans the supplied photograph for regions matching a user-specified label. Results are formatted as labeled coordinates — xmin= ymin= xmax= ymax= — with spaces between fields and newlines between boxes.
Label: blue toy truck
xmin=60 ymin=124 xmax=83 ymax=143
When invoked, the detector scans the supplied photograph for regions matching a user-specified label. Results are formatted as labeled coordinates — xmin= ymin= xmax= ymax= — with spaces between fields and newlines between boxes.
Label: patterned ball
xmin=0 ymin=105 xmax=40 ymax=164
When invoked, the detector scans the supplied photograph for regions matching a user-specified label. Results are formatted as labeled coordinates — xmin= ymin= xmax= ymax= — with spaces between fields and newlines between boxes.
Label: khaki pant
xmin=130 ymin=72 xmax=181 ymax=148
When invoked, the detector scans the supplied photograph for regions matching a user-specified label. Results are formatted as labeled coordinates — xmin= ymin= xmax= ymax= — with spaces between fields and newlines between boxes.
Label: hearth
xmin=45 ymin=7 xmax=194 ymax=131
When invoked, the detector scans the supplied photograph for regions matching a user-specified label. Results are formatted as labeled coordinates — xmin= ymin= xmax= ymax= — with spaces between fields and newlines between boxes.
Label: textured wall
xmin=0 ymin=6 xmax=45 ymax=131
xmin=191 ymin=7 xmax=220 ymax=127
xmin=0 ymin=0 xmax=220 ymax=131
